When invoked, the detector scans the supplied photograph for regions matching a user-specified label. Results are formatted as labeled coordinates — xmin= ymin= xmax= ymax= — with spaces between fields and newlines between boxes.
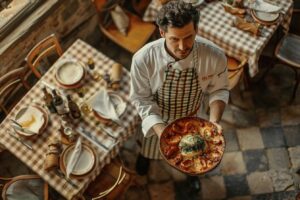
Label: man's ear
xmin=159 ymin=28 xmax=165 ymax=38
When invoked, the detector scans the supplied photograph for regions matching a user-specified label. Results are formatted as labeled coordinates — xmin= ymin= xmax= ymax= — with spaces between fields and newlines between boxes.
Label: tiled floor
xmin=0 ymin=38 xmax=300 ymax=200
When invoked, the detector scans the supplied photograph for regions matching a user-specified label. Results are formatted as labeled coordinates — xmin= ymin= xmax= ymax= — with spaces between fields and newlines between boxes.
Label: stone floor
xmin=0 ymin=36 xmax=300 ymax=200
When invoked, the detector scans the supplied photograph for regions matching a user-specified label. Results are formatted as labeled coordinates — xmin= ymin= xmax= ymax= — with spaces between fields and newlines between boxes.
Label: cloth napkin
xmin=233 ymin=16 xmax=261 ymax=36
xmin=88 ymin=89 xmax=122 ymax=123
xmin=249 ymin=0 xmax=281 ymax=13
xmin=16 ymin=106 xmax=45 ymax=133
xmin=66 ymin=137 xmax=82 ymax=178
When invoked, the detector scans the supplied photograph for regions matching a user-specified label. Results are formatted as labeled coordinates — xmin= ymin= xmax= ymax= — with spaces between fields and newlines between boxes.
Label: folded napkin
xmin=222 ymin=3 xmax=246 ymax=16
xmin=249 ymin=0 xmax=281 ymax=13
xmin=17 ymin=106 xmax=45 ymax=133
xmin=88 ymin=89 xmax=123 ymax=122
xmin=66 ymin=137 xmax=82 ymax=178
xmin=233 ymin=16 xmax=261 ymax=36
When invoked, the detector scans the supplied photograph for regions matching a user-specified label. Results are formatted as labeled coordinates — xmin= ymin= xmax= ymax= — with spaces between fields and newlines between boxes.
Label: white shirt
xmin=130 ymin=36 xmax=229 ymax=137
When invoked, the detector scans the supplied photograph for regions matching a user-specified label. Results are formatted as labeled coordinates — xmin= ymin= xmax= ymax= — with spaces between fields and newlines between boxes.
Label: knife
xmin=8 ymin=131 xmax=33 ymax=150
xmin=66 ymin=137 xmax=82 ymax=178
xmin=10 ymin=122 xmax=38 ymax=136
xmin=98 ymin=126 xmax=118 ymax=140
xmin=77 ymin=127 xmax=109 ymax=152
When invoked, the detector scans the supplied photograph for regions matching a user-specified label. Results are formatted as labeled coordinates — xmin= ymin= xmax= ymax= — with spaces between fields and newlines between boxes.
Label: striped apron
xmin=138 ymin=45 xmax=204 ymax=159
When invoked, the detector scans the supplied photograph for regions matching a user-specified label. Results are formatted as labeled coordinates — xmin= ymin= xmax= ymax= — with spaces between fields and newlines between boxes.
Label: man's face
xmin=160 ymin=21 xmax=197 ymax=60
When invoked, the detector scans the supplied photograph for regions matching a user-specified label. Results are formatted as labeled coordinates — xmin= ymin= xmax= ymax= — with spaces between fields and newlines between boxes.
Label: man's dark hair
xmin=156 ymin=1 xmax=200 ymax=32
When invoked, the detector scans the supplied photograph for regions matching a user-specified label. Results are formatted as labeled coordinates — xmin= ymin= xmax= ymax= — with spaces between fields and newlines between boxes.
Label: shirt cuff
xmin=142 ymin=114 xmax=164 ymax=138
xmin=209 ymin=89 xmax=229 ymax=105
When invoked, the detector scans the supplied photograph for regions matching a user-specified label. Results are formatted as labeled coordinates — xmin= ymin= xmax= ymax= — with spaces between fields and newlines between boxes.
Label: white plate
xmin=96 ymin=93 xmax=126 ymax=119
xmin=55 ymin=59 xmax=85 ymax=86
xmin=253 ymin=10 xmax=279 ymax=22
xmin=63 ymin=144 xmax=95 ymax=176
xmin=14 ymin=105 xmax=48 ymax=137
xmin=183 ymin=0 xmax=204 ymax=6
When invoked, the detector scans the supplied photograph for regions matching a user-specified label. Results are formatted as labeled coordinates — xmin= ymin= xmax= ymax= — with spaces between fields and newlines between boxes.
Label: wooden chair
xmin=130 ymin=0 xmax=152 ymax=17
xmin=82 ymin=157 xmax=136 ymax=200
xmin=227 ymin=56 xmax=248 ymax=110
xmin=0 ymin=67 xmax=31 ymax=118
xmin=274 ymin=33 xmax=300 ymax=103
xmin=25 ymin=34 xmax=63 ymax=79
xmin=227 ymin=57 xmax=247 ymax=91
xmin=259 ymin=9 xmax=300 ymax=103
xmin=92 ymin=0 xmax=157 ymax=54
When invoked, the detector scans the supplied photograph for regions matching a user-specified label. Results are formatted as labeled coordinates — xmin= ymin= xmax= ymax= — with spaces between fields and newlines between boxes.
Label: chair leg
xmin=290 ymin=68 xmax=299 ymax=103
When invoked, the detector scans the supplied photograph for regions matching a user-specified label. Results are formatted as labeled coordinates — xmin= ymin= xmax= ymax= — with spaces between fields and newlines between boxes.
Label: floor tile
xmin=288 ymin=146 xmax=300 ymax=169
xmin=220 ymin=151 xmax=246 ymax=175
xmin=227 ymin=196 xmax=252 ymax=200
xmin=223 ymin=129 xmax=239 ymax=152
xmin=260 ymin=127 xmax=286 ymax=148
xmin=256 ymin=108 xmax=281 ymax=128
xmin=174 ymin=180 xmax=201 ymax=200
xmin=247 ymin=171 xmax=273 ymax=195
xmin=283 ymin=125 xmax=300 ymax=147
xmin=252 ymin=190 xmax=298 ymax=200
xmin=201 ymin=176 xmax=226 ymax=200
xmin=266 ymin=148 xmax=290 ymax=170
xmin=232 ymin=109 xmax=258 ymax=127
xmin=236 ymin=127 xmax=264 ymax=150
xmin=281 ymin=105 xmax=300 ymax=126
xmin=269 ymin=169 xmax=294 ymax=192
xmin=243 ymin=149 xmax=268 ymax=173
xmin=224 ymin=174 xmax=250 ymax=197
xmin=149 ymin=181 xmax=175 ymax=200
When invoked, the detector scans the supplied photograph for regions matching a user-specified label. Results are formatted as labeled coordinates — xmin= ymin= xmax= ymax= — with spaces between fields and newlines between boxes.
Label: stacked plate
xmin=55 ymin=59 xmax=86 ymax=89
xmin=12 ymin=105 xmax=49 ymax=138
xmin=250 ymin=9 xmax=280 ymax=25
xmin=60 ymin=143 xmax=96 ymax=178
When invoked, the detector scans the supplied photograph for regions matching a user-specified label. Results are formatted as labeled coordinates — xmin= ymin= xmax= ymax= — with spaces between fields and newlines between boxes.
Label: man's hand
xmin=210 ymin=121 xmax=223 ymax=134
xmin=153 ymin=123 xmax=167 ymax=138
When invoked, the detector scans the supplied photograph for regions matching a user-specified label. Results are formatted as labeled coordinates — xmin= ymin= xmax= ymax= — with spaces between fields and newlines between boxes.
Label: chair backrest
xmin=25 ymin=34 xmax=63 ymax=79
xmin=130 ymin=0 xmax=152 ymax=16
xmin=227 ymin=57 xmax=247 ymax=90
xmin=0 ymin=67 xmax=31 ymax=117
xmin=83 ymin=156 xmax=136 ymax=200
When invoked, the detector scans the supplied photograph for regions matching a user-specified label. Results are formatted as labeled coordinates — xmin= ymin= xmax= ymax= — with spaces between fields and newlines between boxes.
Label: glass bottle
xmin=87 ymin=58 xmax=95 ymax=70
xmin=42 ymin=87 xmax=56 ymax=113
xmin=52 ymin=89 xmax=65 ymax=115
xmin=67 ymin=95 xmax=81 ymax=119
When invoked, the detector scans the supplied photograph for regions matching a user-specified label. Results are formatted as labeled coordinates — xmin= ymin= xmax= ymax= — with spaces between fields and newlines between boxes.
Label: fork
xmin=54 ymin=169 xmax=78 ymax=189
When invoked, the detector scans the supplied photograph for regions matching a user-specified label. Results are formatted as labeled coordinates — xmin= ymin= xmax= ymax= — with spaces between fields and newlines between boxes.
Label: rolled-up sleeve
xmin=207 ymin=53 xmax=230 ymax=105
xmin=129 ymin=54 xmax=164 ymax=137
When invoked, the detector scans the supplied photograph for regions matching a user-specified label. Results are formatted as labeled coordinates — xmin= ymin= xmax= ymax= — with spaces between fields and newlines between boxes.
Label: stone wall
xmin=0 ymin=0 xmax=100 ymax=76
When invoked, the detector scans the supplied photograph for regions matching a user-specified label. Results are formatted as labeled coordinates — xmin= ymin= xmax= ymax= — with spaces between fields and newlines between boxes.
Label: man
xmin=130 ymin=0 xmax=229 ymax=192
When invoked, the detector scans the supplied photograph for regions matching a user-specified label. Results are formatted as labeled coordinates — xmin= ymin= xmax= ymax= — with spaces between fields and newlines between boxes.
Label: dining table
xmin=143 ymin=0 xmax=294 ymax=77
xmin=0 ymin=39 xmax=140 ymax=199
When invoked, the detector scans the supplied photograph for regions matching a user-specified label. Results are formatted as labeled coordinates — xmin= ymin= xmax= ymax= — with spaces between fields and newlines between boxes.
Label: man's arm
xmin=209 ymin=100 xmax=226 ymax=124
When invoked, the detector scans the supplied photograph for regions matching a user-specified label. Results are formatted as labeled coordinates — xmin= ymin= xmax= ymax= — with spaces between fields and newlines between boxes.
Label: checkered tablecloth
xmin=0 ymin=39 xmax=140 ymax=199
xmin=143 ymin=0 xmax=293 ymax=77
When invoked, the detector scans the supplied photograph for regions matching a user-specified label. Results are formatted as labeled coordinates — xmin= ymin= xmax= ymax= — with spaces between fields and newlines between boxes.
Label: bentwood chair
xmin=260 ymin=9 xmax=300 ymax=103
xmin=92 ymin=0 xmax=156 ymax=54
xmin=274 ymin=33 xmax=300 ymax=103
xmin=0 ymin=67 xmax=31 ymax=119
xmin=227 ymin=56 xmax=248 ymax=109
xmin=83 ymin=157 xmax=136 ymax=200
xmin=130 ymin=0 xmax=152 ymax=17
xmin=25 ymin=34 xmax=63 ymax=79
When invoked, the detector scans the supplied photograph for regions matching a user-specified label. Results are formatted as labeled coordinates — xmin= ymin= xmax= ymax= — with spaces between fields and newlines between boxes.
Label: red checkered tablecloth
xmin=143 ymin=0 xmax=293 ymax=77
xmin=0 ymin=39 xmax=140 ymax=199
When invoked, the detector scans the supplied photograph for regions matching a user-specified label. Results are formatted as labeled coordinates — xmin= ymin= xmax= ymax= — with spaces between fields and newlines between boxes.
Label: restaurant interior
xmin=0 ymin=0 xmax=300 ymax=199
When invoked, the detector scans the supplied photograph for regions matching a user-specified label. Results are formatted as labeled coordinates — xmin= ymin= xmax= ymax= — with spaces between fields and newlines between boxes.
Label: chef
xmin=130 ymin=0 xmax=229 ymax=193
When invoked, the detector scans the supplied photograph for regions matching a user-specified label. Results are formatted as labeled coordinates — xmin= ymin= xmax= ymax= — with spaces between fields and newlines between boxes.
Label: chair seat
xmin=100 ymin=12 xmax=156 ymax=54
xmin=275 ymin=33 xmax=300 ymax=69
xmin=227 ymin=57 xmax=245 ymax=90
